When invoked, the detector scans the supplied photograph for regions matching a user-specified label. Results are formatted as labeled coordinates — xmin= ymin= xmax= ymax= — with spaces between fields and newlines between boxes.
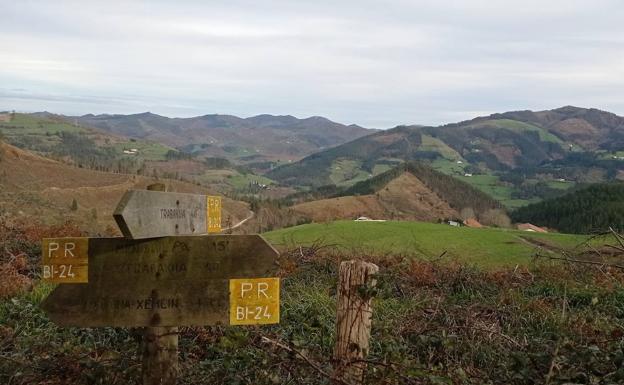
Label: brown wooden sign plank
xmin=113 ymin=190 xmax=222 ymax=239
xmin=41 ymin=235 xmax=279 ymax=327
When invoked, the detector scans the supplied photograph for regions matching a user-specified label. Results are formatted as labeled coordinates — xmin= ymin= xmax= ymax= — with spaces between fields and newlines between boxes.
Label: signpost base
xmin=143 ymin=183 xmax=178 ymax=385
xmin=142 ymin=326 xmax=179 ymax=385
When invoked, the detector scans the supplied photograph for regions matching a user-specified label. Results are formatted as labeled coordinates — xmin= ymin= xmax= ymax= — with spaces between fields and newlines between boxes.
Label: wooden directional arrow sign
xmin=41 ymin=235 xmax=280 ymax=327
xmin=113 ymin=190 xmax=222 ymax=239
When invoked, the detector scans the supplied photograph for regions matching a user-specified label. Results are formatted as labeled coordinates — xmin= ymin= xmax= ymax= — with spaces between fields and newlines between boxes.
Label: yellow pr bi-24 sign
xmin=207 ymin=196 xmax=222 ymax=233
xmin=41 ymin=238 xmax=89 ymax=283
xmin=229 ymin=277 xmax=280 ymax=325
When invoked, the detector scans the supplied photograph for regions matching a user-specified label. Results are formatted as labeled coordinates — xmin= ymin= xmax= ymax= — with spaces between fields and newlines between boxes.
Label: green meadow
xmin=264 ymin=220 xmax=588 ymax=268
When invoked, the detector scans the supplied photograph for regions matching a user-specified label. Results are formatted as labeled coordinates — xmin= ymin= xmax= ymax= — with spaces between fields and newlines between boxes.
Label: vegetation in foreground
xmin=2 ymin=219 xmax=624 ymax=384
xmin=264 ymin=220 xmax=587 ymax=268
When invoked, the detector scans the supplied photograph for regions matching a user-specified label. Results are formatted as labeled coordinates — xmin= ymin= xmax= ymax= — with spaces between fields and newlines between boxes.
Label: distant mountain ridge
xmin=455 ymin=106 xmax=624 ymax=150
xmin=267 ymin=106 xmax=624 ymax=207
xmin=73 ymin=112 xmax=377 ymax=165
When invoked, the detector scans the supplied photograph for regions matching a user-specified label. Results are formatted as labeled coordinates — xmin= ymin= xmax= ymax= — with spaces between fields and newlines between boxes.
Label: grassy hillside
xmin=512 ymin=183 xmax=624 ymax=234
xmin=0 ymin=113 xmax=281 ymax=197
xmin=0 ymin=113 xmax=176 ymax=168
xmin=264 ymin=220 xmax=587 ymax=268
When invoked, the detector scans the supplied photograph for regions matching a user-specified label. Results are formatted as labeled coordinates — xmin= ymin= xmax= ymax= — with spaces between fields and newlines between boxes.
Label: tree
xmin=70 ymin=198 xmax=78 ymax=211
xmin=460 ymin=207 xmax=476 ymax=220
xmin=481 ymin=209 xmax=511 ymax=228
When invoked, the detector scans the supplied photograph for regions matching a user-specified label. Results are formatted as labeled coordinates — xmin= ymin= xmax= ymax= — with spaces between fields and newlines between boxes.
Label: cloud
xmin=1 ymin=0 xmax=623 ymax=127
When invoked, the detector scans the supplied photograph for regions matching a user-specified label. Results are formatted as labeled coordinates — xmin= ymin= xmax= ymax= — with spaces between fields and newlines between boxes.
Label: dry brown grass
xmin=293 ymin=173 xmax=458 ymax=222
xmin=0 ymin=141 xmax=250 ymax=233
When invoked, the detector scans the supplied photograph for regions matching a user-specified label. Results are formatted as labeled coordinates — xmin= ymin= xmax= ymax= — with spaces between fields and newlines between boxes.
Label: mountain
xmin=267 ymin=106 xmax=624 ymax=208
xmin=0 ymin=140 xmax=250 ymax=234
xmin=73 ymin=112 xmax=376 ymax=166
xmin=0 ymin=113 xmax=295 ymax=198
xmin=484 ymin=106 xmax=624 ymax=151
xmin=511 ymin=183 xmax=624 ymax=234
xmin=291 ymin=162 xmax=501 ymax=223
xmin=0 ymin=112 xmax=177 ymax=170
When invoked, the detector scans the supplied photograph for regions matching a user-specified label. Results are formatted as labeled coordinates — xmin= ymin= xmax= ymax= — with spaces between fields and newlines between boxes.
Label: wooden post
xmin=333 ymin=260 xmax=379 ymax=385
xmin=142 ymin=183 xmax=179 ymax=385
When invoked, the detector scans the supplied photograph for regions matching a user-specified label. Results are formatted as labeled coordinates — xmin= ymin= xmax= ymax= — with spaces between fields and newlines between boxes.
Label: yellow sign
xmin=207 ymin=195 xmax=222 ymax=233
xmin=229 ymin=277 xmax=280 ymax=325
xmin=41 ymin=238 xmax=89 ymax=283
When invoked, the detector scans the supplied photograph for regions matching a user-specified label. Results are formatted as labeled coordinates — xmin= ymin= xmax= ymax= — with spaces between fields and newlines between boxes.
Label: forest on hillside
xmin=340 ymin=162 xmax=502 ymax=218
xmin=512 ymin=183 xmax=624 ymax=234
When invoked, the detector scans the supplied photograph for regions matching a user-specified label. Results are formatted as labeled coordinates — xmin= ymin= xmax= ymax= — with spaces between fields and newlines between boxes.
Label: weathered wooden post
xmin=142 ymin=183 xmax=178 ymax=385
xmin=333 ymin=260 xmax=379 ymax=385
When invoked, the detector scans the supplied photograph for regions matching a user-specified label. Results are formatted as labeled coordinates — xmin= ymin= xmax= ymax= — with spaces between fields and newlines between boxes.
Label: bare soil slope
xmin=292 ymin=172 xmax=458 ymax=222
xmin=0 ymin=142 xmax=249 ymax=234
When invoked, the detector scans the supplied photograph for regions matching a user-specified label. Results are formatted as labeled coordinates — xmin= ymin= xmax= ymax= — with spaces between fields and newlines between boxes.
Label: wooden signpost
xmin=41 ymin=235 xmax=280 ymax=327
xmin=41 ymin=184 xmax=279 ymax=385
xmin=114 ymin=190 xmax=222 ymax=239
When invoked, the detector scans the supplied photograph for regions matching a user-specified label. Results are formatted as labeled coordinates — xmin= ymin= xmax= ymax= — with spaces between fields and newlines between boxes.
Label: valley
xmin=1 ymin=106 xmax=623 ymax=385
xmin=2 ymin=106 xmax=623 ymax=234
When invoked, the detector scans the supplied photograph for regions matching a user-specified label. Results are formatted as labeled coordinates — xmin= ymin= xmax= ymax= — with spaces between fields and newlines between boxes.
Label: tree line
xmin=511 ymin=183 xmax=624 ymax=234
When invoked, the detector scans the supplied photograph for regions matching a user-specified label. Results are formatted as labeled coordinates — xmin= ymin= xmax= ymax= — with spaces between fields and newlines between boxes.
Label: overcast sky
xmin=1 ymin=0 xmax=623 ymax=128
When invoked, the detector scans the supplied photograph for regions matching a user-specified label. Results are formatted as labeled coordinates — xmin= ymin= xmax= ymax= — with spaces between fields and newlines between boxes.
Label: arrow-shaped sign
xmin=41 ymin=235 xmax=280 ymax=327
xmin=113 ymin=190 xmax=222 ymax=239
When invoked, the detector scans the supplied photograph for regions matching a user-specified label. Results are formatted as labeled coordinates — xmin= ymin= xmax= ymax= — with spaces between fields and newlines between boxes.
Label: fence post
xmin=142 ymin=183 xmax=179 ymax=385
xmin=333 ymin=260 xmax=379 ymax=385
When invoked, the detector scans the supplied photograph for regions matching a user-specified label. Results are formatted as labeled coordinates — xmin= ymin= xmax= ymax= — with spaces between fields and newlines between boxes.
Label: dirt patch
xmin=550 ymin=118 xmax=601 ymax=149
xmin=516 ymin=235 xmax=563 ymax=253
xmin=489 ymin=143 xmax=521 ymax=168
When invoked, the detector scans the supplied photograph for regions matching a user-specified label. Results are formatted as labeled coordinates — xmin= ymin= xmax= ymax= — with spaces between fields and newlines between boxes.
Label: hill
xmin=291 ymin=162 xmax=501 ymax=223
xmin=0 ymin=113 xmax=290 ymax=198
xmin=0 ymin=112 xmax=175 ymax=169
xmin=0 ymin=141 xmax=250 ymax=234
xmin=264 ymin=220 xmax=586 ymax=268
xmin=267 ymin=106 xmax=624 ymax=207
xmin=73 ymin=112 xmax=376 ymax=166
xmin=511 ymin=183 xmax=624 ymax=234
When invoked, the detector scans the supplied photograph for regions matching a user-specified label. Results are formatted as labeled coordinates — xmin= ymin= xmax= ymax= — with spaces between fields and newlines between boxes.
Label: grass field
xmin=475 ymin=119 xmax=564 ymax=144
xmin=227 ymin=173 xmax=275 ymax=190
xmin=455 ymin=173 xmax=539 ymax=209
xmin=429 ymin=157 xmax=466 ymax=174
xmin=420 ymin=134 xmax=463 ymax=160
xmin=0 ymin=113 xmax=85 ymax=135
xmin=371 ymin=163 xmax=393 ymax=175
xmin=264 ymin=220 xmax=588 ymax=268
xmin=1 ymin=113 xmax=175 ymax=162
xmin=545 ymin=179 xmax=575 ymax=190
xmin=329 ymin=159 xmax=371 ymax=186
xmin=111 ymin=141 xmax=174 ymax=161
